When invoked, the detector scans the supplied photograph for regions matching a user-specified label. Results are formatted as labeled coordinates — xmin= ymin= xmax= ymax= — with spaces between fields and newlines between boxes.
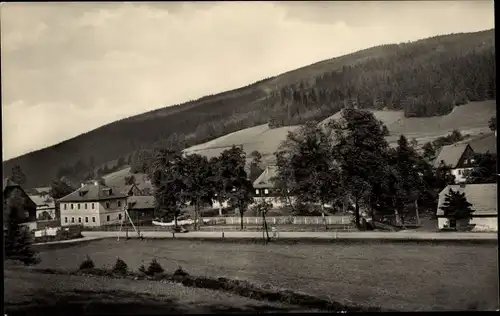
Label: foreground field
xmin=30 ymin=239 xmax=498 ymax=311
xmin=4 ymin=268 xmax=305 ymax=314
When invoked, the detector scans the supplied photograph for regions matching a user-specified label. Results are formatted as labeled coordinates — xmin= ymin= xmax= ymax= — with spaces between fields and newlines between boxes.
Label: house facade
xmin=252 ymin=166 xmax=296 ymax=209
xmin=433 ymin=144 xmax=476 ymax=183
xmin=58 ymin=181 xmax=128 ymax=227
xmin=29 ymin=194 xmax=56 ymax=220
xmin=127 ymin=195 xmax=155 ymax=225
xmin=436 ymin=183 xmax=497 ymax=231
xmin=3 ymin=178 xmax=38 ymax=231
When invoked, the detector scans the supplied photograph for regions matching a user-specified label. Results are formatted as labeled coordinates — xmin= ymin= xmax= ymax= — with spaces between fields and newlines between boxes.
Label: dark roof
xmin=437 ymin=183 xmax=497 ymax=216
xmin=253 ymin=166 xmax=278 ymax=189
xmin=466 ymin=133 xmax=496 ymax=155
xmin=58 ymin=182 xmax=127 ymax=202
xmin=3 ymin=178 xmax=20 ymax=192
xmin=28 ymin=195 xmax=56 ymax=209
xmin=128 ymin=196 xmax=155 ymax=210
xmin=433 ymin=143 xmax=472 ymax=168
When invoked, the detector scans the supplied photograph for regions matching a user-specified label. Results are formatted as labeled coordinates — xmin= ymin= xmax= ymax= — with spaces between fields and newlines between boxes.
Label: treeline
xmin=4 ymin=30 xmax=495 ymax=188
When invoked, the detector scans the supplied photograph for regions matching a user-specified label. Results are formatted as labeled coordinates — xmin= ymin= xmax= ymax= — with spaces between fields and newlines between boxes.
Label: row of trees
xmin=150 ymin=147 xmax=256 ymax=230
xmin=274 ymin=109 xmax=458 ymax=228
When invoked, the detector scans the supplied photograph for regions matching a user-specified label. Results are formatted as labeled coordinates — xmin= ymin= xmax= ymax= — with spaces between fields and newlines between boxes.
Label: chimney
xmin=81 ymin=183 xmax=85 ymax=188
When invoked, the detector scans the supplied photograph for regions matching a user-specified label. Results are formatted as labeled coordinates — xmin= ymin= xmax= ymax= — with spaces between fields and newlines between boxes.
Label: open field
xmin=4 ymin=268 xmax=306 ymax=315
xmin=29 ymin=238 xmax=499 ymax=311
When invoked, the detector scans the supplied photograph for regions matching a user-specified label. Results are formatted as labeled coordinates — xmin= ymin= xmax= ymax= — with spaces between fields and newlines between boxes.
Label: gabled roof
xmin=3 ymin=178 xmax=20 ymax=192
xmin=433 ymin=143 xmax=472 ymax=168
xmin=437 ymin=183 xmax=497 ymax=216
xmin=466 ymin=133 xmax=496 ymax=155
xmin=127 ymin=196 xmax=155 ymax=210
xmin=253 ymin=166 xmax=278 ymax=189
xmin=33 ymin=187 xmax=52 ymax=194
xmin=28 ymin=195 xmax=56 ymax=209
xmin=58 ymin=182 xmax=127 ymax=202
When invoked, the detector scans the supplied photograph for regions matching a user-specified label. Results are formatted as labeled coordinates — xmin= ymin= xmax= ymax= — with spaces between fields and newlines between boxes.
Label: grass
xmin=4 ymin=268 xmax=304 ymax=315
xmin=28 ymin=238 xmax=499 ymax=311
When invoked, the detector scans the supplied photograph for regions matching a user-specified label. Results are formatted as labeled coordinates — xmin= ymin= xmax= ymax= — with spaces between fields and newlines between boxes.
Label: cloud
xmin=1 ymin=1 xmax=495 ymax=160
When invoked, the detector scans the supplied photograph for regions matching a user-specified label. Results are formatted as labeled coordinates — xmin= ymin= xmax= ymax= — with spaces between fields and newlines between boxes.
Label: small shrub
xmin=173 ymin=266 xmax=189 ymax=277
xmin=138 ymin=264 xmax=147 ymax=274
xmin=79 ymin=255 xmax=95 ymax=270
xmin=112 ymin=257 xmax=128 ymax=275
xmin=146 ymin=259 xmax=164 ymax=276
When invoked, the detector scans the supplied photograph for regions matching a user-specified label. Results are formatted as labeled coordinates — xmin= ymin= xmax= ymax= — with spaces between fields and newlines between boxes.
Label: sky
xmin=1 ymin=1 xmax=495 ymax=161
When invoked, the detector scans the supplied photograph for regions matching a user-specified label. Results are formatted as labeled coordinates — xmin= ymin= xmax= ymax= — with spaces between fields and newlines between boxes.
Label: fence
xmin=202 ymin=216 xmax=352 ymax=226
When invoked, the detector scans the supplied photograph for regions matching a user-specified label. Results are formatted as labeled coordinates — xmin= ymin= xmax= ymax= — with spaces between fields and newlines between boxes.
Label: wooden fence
xmin=202 ymin=216 xmax=352 ymax=226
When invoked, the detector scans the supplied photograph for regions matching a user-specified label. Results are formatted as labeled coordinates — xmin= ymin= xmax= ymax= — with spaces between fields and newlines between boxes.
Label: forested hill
xmin=4 ymin=29 xmax=495 ymax=188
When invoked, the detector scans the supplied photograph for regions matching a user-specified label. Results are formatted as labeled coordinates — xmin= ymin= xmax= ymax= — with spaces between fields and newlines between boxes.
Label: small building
xmin=127 ymin=195 xmax=155 ymax=225
xmin=436 ymin=183 xmax=497 ymax=231
xmin=3 ymin=178 xmax=38 ymax=231
xmin=253 ymin=166 xmax=295 ymax=208
xmin=433 ymin=143 xmax=476 ymax=183
xmin=58 ymin=180 xmax=128 ymax=227
xmin=28 ymin=194 xmax=56 ymax=220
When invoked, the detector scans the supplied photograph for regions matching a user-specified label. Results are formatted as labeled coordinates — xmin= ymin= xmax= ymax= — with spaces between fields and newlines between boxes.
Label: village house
xmin=58 ymin=180 xmax=128 ymax=227
xmin=3 ymin=178 xmax=38 ymax=231
xmin=436 ymin=183 xmax=497 ymax=232
xmin=253 ymin=165 xmax=294 ymax=208
xmin=28 ymin=194 xmax=56 ymax=221
xmin=466 ymin=132 xmax=497 ymax=155
xmin=433 ymin=143 xmax=476 ymax=183
xmin=126 ymin=195 xmax=156 ymax=225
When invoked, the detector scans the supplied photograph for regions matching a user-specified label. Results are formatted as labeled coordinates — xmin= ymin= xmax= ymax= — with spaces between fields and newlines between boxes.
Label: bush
xmin=112 ymin=257 xmax=128 ymax=275
xmin=138 ymin=264 xmax=147 ymax=274
xmin=146 ymin=259 xmax=164 ymax=275
xmin=173 ymin=266 xmax=189 ymax=277
xmin=79 ymin=255 xmax=95 ymax=270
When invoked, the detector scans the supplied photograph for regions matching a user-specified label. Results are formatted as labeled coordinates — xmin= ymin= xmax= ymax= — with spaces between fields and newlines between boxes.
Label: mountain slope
xmin=3 ymin=29 xmax=495 ymax=188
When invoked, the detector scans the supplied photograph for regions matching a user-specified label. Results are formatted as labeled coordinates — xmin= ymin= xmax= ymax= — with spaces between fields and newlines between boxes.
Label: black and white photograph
xmin=2 ymin=1 xmax=498 ymax=314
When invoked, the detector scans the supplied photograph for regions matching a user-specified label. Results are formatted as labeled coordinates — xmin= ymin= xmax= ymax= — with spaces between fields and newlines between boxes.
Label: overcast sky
xmin=1 ymin=1 xmax=494 ymax=160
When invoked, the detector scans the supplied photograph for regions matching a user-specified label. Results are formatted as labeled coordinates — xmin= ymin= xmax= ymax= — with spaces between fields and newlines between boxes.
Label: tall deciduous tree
xmin=218 ymin=146 xmax=254 ymax=230
xmin=182 ymin=154 xmax=214 ymax=230
xmin=328 ymin=108 xmax=391 ymax=229
xmin=466 ymin=153 xmax=497 ymax=184
xmin=10 ymin=165 xmax=27 ymax=187
xmin=277 ymin=122 xmax=341 ymax=229
xmin=49 ymin=178 xmax=76 ymax=219
xmin=149 ymin=148 xmax=184 ymax=227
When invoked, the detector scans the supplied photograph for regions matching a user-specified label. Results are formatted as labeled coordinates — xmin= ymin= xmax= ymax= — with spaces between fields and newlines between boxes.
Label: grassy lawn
xmin=4 ymin=268 xmax=308 ymax=314
xmin=24 ymin=239 xmax=499 ymax=311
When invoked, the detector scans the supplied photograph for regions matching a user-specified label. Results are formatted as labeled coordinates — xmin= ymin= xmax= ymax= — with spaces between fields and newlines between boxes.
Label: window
xmin=458 ymin=169 xmax=462 ymax=175
xmin=71 ymin=217 xmax=75 ymax=223
xmin=78 ymin=217 xmax=81 ymax=223
xmin=118 ymin=200 xmax=121 ymax=207
xmin=78 ymin=203 xmax=80 ymax=210
xmin=92 ymin=217 xmax=96 ymax=223
xmin=264 ymin=189 xmax=269 ymax=195
xmin=85 ymin=217 xmax=88 ymax=223
xmin=71 ymin=204 xmax=74 ymax=210
xmin=64 ymin=204 xmax=67 ymax=210
xmin=85 ymin=203 xmax=87 ymax=209
xmin=107 ymin=215 xmax=110 ymax=221
xmin=118 ymin=214 xmax=122 ymax=221
xmin=105 ymin=202 xmax=110 ymax=209
xmin=65 ymin=217 xmax=68 ymax=223
xmin=92 ymin=203 xmax=95 ymax=209
xmin=256 ymin=189 xmax=259 ymax=195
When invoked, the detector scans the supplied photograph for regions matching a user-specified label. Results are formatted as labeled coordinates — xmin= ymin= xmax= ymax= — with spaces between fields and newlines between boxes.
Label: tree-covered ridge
xmin=3 ymin=29 xmax=495 ymax=188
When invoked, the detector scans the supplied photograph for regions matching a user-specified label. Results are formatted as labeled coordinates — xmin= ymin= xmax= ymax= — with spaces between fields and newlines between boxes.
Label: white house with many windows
xmin=58 ymin=181 xmax=128 ymax=227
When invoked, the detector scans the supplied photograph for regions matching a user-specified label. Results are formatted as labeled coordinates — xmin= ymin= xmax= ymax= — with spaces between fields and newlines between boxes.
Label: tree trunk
xmin=218 ymin=199 xmax=224 ymax=216
xmin=194 ymin=201 xmax=199 ymax=231
xmin=320 ymin=203 xmax=327 ymax=230
xmin=415 ymin=199 xmax=420 ymax=226
xmin=354 ymin=197 xmax=361 ymax=229
xmin=262 ymin=210 xmax=270 ymax=243
xmin=174 ymin=210 xmax=178 ymax=228
xmin=240 ymin=206 xmax=244 ymax=230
